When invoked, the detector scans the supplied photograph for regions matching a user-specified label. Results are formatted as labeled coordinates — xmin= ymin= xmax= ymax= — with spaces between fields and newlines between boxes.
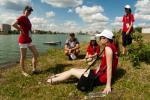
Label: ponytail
xmin=111 ymin=36 xmax=120 ymax=55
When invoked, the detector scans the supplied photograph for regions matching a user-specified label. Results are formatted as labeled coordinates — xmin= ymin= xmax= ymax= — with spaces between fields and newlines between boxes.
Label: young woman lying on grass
xmin=47 ymin=29 xmax=118 ymax=94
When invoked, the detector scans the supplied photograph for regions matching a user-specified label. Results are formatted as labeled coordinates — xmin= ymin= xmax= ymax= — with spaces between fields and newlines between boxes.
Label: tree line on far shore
xmin=0 ymin=30 xmax=87 ymax=35
xmin=0 ymin=27 xmax=142 ymax=35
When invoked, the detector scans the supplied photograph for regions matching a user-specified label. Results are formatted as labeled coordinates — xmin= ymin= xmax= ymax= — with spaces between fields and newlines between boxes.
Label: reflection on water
xmin=0 ymin=34 xmax=90 ymax=65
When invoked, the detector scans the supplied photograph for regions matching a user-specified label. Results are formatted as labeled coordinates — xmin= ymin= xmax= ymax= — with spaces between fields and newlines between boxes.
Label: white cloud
xmin=75 ymin=6 xmax=108 ymax=23
xmin=76 ymin=5 xmax=104 ymax=15
xmin=135 ymin=0 xmax=150 ymax=21
xmin=0 ymin=12 xmax=18 ymax=24
xmin=68 ymin=9 xmax=73 ymax=13
xmin=46 ymin=11 xmax=55 ymax=17
xmin=75 ymin=5 xmax=109 ymax=32
xmin=0 ymin=0 xmax=31 ymax=11
xmin=135 ymin=14 xmax=150 ymax=21
xmin=30 ymin=17 xmax=51 ymax=30
xmin=41 ymin=0 xmax=83 ymax=8
xmin=62 ymin=21 xmax=80 ymax=33
xmin=111 ymin=16 xmax=122 ymax=29
xmin=31 ymin=17 xmax=48 ymax=25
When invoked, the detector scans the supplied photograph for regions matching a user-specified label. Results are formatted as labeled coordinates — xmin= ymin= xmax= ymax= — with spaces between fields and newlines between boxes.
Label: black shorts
xmin=122 ymin=32 xmax=127 ymax=46
xmin=122 ymin=32 xmax=132 ymax=46
xmin=88 ymin=70 xmax=102 ymax=87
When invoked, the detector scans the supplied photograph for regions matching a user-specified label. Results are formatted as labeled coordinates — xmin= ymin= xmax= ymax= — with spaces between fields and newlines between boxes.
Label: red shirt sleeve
xmin=17 ymin=16 xmax=24 ymax=25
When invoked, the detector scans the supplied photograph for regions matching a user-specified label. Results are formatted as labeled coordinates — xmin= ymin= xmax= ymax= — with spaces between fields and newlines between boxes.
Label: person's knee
xmin=70 ymin=68 xmax=77 ymax=73
xmin=33 ymin=52 xmax=38 ymax=58
xmin=64 ymin=50 xmax=69 ymax=55
xmin=76 ymin=49 xmax=80 ymax=53
xmin=20 ymin=55 xmax=26 ymax=60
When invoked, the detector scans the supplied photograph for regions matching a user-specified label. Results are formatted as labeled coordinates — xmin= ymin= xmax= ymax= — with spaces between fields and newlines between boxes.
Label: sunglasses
xmin=100 ymin=37 xmax=106 ymax=39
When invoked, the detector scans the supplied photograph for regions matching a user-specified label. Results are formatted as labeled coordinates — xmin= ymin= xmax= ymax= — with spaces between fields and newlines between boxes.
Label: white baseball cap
xmin=95 ymin=29 xmax=114 ymax=39
xmin=90 ymin=36 xmax=96 ymax=40
xmin=125 ymin=5 xmax=130 ymax=9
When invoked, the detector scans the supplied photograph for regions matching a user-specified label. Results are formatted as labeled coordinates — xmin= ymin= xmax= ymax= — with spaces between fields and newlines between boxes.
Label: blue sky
xmin=0 ymin=0 xmax=150 ymax=33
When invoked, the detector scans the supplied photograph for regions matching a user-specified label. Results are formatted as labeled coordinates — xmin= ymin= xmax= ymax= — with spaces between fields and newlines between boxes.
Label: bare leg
xmin=20 ymin=48 xmax=27 ymax=72
xmin=64 ymin=50 xmax=70 ymax=56
xmin=122 ymin=46 xmax=126 ymax=55
xmin=75 ymin=49 xmax=80 ymax=56
xmin=20 ymin=48 xmax=29 ymax=76
xmin=47 ymin=68 xmax=86 ymax=83
xmin=29 ymin=45 xmax=38 ymax=71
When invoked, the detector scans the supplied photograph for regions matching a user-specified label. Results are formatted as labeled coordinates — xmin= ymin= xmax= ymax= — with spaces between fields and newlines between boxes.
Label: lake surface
xmin=0 ymin=34 xmax=90 ymax=66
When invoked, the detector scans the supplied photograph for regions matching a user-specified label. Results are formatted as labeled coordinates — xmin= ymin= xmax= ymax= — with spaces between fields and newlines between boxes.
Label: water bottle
xmin=70 ymin=53 xmax=76 ymax=60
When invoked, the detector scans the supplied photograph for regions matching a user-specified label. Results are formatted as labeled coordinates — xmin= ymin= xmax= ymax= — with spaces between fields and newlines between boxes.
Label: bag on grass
xmin=77 ymin=71 xmax=95 ymax=92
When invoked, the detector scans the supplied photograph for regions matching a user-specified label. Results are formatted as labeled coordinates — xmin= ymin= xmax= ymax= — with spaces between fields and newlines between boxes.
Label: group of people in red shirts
xmin=12 ymin=4 xmax=134 ymax=94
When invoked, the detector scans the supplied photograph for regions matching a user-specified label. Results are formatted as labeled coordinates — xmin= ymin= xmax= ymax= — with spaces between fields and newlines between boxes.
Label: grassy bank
xmin=0 ymin=42 xmax=150 ymax=100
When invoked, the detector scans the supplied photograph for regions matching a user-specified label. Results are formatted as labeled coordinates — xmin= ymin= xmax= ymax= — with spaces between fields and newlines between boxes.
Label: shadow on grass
xmin=41 ymin=64 xmax=73 ymax=74
xmin=77 ymin=54 xmax=86 ymax=60
xmin=139 ymin=50 xmax=150 ymax=64
xmin=112 ymin=68 xmax=126 ymax=84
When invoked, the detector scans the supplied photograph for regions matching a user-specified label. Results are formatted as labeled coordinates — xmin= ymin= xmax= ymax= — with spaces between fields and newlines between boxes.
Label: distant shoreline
xmin=0 ymin=61 xmax=19 ymax=69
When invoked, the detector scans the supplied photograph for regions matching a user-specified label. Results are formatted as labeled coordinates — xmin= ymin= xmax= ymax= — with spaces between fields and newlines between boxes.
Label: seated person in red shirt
xmin=85 ymin=36 xmax=100 ymax=64
xmin=47 ymin=29 xmax=118 ymax=94
xmin=64 ymin=33 xmax=80 ymax=60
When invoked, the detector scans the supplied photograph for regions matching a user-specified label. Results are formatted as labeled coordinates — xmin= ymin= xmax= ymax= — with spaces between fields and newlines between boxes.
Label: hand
xmin=102 ymin=86 xmax=111 ymax=94
xmin=126 ymin=30 xmax=129 ymax=35
xmin=19 ymin=29 xmax=24 ymax=34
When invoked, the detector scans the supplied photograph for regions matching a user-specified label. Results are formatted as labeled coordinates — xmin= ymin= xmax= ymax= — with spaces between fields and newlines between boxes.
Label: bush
xmin=127 ymin=32 xmax=150 ymax=67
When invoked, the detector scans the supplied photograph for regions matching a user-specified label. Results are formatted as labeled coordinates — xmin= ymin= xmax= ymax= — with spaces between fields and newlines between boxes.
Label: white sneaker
xmin=22 ymin=71 xmax=30 ymax=77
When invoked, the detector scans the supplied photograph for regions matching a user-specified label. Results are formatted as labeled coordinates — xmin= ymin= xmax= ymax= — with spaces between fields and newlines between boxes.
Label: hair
xmin=23 ymin=5 xmax=33 ymax=13
xmin=125 ymin=8 xmax=132 ymax=14
xmin=69 ymin=33 xmax=75 ymax=37
xmin=108 ymin=36 xmax=120 ymax=55
xmin=90 ymin=40 xmax=98 ymax=47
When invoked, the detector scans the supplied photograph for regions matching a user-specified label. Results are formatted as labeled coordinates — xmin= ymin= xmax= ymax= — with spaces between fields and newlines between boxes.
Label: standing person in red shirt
xmin=47 ymin=29 xmax=118 ymax=94
xmin=85 ymin=36 xmax=100 ymax=65
xmin=12 ymin=6 xmax=38 ymax=77
xmin=122 ymin=5 xmax=134 ymax=55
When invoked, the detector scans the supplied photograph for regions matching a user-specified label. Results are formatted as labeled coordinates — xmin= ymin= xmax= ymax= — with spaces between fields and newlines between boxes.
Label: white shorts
xmin=19 ymin=43 xmax=34 ymax=48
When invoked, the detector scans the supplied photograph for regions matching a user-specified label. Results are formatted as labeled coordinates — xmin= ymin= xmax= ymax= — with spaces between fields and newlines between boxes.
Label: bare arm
xmin=102 ymin=47 xmax=113 ymax=94
xmin=12 ymin=21 xmax=23 ymax=33
xmin=64 ymin=44 xmax=70 ymax=51
xmin=126 ymin=22 xmax=133 ymax=34
xmin=71 ymin=44 xmax=80 ymax=51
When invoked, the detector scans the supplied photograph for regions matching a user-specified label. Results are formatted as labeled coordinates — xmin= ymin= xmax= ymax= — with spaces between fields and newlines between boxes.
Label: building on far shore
xmin=0 ymin=24 xmax=11 ymax=32
xmin=142 ymin=26 xmax=150 ymax=34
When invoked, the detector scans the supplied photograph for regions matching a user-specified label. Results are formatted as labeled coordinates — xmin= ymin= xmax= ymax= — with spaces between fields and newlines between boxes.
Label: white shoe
xmin=22 ymin=71 xmax=30 ymax=77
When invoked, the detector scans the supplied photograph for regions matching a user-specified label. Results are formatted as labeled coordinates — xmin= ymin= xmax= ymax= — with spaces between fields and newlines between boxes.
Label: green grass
xmin=0 ymin=42 xmax=150 ymax=100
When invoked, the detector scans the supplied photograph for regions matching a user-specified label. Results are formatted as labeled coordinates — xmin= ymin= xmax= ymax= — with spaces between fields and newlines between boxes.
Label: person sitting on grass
xmin=64 ymin=33 xmax=80 ymax=60
xmin=84 ymin=36 xmax=100 ymax=65
xmin=47 ymin=29 xmax=118 ymax=94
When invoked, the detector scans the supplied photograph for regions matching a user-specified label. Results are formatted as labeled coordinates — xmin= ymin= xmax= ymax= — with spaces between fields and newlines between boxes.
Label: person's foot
xmin=22 ymin=71 xmax=30 ymax=77
xmin=47 ymin=78 xmax=53 ymax=84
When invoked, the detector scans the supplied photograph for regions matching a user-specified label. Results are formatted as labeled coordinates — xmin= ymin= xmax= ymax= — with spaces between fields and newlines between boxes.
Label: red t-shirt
xmin=122 ymin=14 xmax=134 ymax=32
xmin=86 ymin=44 xmax=100 ymax=55
xmin=94 ymin=43 xmax=118 ymax=84
xmin=17 ymin=15 xmax=32 ymax=43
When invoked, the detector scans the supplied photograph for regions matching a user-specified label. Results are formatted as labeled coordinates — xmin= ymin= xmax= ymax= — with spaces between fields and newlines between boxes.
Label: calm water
xmin=0 ymin=34 xmax=90 ymax=65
